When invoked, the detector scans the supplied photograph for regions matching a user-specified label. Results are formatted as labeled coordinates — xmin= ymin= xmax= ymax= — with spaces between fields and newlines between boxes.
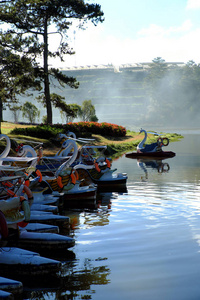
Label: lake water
xmin=24 ymin=132 xmax=200 ymax=300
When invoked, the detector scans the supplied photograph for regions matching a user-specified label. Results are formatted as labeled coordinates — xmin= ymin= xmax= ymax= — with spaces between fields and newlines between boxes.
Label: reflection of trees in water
xmin=23 ymin=193 xmax=115 ymax=298
xmin=22 ymin=203 xmax=112 ymax=298
xmin=57 ymin=257 xmax=110 ymax=299
xmin=82 ymin=209 xmax=110 ymax=227
xmin=63 ymin=193 xmax=114 ymax=231
xmin=23 ymin=258 xmax=110 ymax=299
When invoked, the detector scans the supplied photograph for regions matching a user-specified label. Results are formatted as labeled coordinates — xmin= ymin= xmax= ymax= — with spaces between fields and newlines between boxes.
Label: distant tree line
xmin=143 ymin=57 xmax=200 ymax=127
xmin=18 ymin=99 xmax=98 ymax=124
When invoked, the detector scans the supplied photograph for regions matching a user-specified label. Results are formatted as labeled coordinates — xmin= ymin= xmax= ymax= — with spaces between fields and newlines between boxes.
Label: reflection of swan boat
xmin=136 ymin=158 xmax=170 ymax=181
xmin=125 ymin=129 xmax=176 ymax=160
xmin=138 ymin=159 xmax=170 ymax=173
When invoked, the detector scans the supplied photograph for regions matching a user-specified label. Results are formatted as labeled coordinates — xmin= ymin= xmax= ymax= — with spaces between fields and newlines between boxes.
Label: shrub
xmin=11 ymin=122 xmax=126 ymax=138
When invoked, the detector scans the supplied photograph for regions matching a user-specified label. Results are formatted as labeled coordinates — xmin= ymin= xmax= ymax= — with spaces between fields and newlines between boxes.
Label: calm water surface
xmin=27 ymin=133 xmax=200 ymax=300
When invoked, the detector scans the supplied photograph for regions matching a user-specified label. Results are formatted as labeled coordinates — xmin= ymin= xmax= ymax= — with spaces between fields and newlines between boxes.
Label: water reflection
xmin=22 ymin=257 xmax=110 ymax=299
xmin=137 ymin=159 xmax=170 ymax=181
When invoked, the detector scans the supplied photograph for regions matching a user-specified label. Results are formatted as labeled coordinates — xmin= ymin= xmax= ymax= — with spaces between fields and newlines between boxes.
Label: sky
xmin=50 ymin=0 xmax=200 ymax=68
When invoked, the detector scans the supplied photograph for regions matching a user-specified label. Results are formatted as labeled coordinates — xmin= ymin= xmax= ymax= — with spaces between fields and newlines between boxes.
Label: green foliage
xmin=22 ymin=101 xmax=40 ymax=123
xmin=79 ymin=100 xmax=98 ymax=122
xmin=10 ymin=105 xmax=22 ymax=123
xmin=42 ymin=115 xmax=47 ymax=123
xmin=0 ymin=34 xmax=42 ymax=125
xmin=11 ymin=125 xmax=58 ymax=139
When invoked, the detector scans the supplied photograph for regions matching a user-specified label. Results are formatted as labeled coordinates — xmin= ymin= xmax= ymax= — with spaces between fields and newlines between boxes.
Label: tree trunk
xmin=43 ymin=16 xmax=52 ymax=124
xmin=0 ymin=98 xmax=3 ymax=134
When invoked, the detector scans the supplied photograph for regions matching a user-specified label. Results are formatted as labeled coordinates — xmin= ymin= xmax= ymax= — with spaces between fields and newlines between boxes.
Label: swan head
xmin=66 ymin=131 xmax=76 ymax=139
xmin=139 ymin=128 xmax=146 ymax=134
xmin=62 ymin=139 xmax=69 ymax=149
xmin=55 ymin=133 xmax=67 ymax=141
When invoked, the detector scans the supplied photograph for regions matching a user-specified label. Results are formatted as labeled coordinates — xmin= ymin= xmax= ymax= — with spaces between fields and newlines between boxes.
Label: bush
xmin=11 ymin=122 xmax=126 ymax=138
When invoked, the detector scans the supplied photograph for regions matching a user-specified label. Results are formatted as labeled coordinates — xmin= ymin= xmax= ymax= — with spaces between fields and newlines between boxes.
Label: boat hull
xmin=62 ymin=189 xmax=96 ymax=201
xmin=16 ymin=231 xmax=75 ymax=251
xmin=125 ymin=151 xmax=176 ymax=160
xmin=77 ymin=168 xmax=128 ymax=188
xmin=0 ymin=247 xmax=61 ymax=277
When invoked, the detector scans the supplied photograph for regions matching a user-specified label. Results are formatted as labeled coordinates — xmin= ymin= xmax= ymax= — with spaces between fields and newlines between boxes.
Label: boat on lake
xmin=125 ymin=129 xmax=176 ymax=160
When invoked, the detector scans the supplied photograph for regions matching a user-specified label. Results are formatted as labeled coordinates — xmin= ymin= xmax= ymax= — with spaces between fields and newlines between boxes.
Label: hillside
xmin=4 ymin=64 xmax=200 ymax=131
xmin=4 ymin=66 xmax=148 ymax=130
xmin=56 ymin=67 xmax=147 ymax=128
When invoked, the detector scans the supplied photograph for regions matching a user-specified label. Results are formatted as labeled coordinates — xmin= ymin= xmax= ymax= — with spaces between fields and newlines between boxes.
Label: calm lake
xmin=24 ymin=131 xmax=200 ymax=300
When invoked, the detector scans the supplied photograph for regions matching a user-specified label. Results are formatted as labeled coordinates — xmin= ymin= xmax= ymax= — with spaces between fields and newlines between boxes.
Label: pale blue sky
xmin=49 ymin=0 xmax=200 ymax=67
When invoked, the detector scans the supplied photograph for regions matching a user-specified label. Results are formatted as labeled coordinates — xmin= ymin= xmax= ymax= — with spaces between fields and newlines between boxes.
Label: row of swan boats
xmin=0 ymin=128 xmax=175 ymax=298
xmin=0 ymin=131 xmax=128 ymax=298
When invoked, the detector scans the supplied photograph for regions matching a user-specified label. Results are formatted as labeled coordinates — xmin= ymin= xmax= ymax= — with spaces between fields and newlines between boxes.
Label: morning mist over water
xmin=4 ymin=63 xmax=200 ymax=131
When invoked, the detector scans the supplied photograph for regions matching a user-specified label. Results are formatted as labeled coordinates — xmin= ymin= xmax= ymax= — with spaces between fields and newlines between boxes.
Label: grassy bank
xmin=1 ymin=122 xmax=183 ymax=157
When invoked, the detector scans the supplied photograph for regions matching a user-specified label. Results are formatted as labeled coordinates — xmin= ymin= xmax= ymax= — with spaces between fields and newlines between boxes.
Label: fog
xmin=4 ymin=65 xmax=200 ymax=131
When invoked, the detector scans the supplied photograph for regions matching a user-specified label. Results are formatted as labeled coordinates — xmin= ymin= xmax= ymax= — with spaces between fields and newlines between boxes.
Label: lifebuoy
xmin=157 ymin=137 xmax=163 ymax=146
xmin=0 ymin=210 xmax=8 ymax=239
xmin=95 ymin=161 xmax=101 ymax=173
xmin=36 ymin=169 xmax=43 ymax=182
xmin=73 ymin=169 xmax=79 ymax=180
xmin=158 ymin=163 xmax=170 ymax=173
xmin=70 ymin=172 xmax=76 ymax=185
xmin=20 ymin=196 xmax=31 ymax=222
xmin=24 ymin=179 xmax=30 ymax=187
xmin=18 ymin=172 xmax=30 ymax=187
xmin=57 ymin=176 xmax=63 ymax=188
xmin=105 ymin=158 xmax=111 ymax=169
xmin=162 ymin=137 xmax=169 ymax=146
xmin=23 ymin=185 xmax=33 ymax=201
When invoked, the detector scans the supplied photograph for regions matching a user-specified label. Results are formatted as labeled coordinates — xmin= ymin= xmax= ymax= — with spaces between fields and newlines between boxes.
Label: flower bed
xmin=11 ymin=122 xmax=126 ymax=138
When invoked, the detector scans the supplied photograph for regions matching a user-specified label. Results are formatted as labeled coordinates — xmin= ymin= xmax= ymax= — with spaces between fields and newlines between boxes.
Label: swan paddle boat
xmin=53 ymin=133 xmax=128 ymax=189
xmin=14 ymin=140 xmax=97 ymax=202
xmin=125 ymin=129 xmax=176 ymax=160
